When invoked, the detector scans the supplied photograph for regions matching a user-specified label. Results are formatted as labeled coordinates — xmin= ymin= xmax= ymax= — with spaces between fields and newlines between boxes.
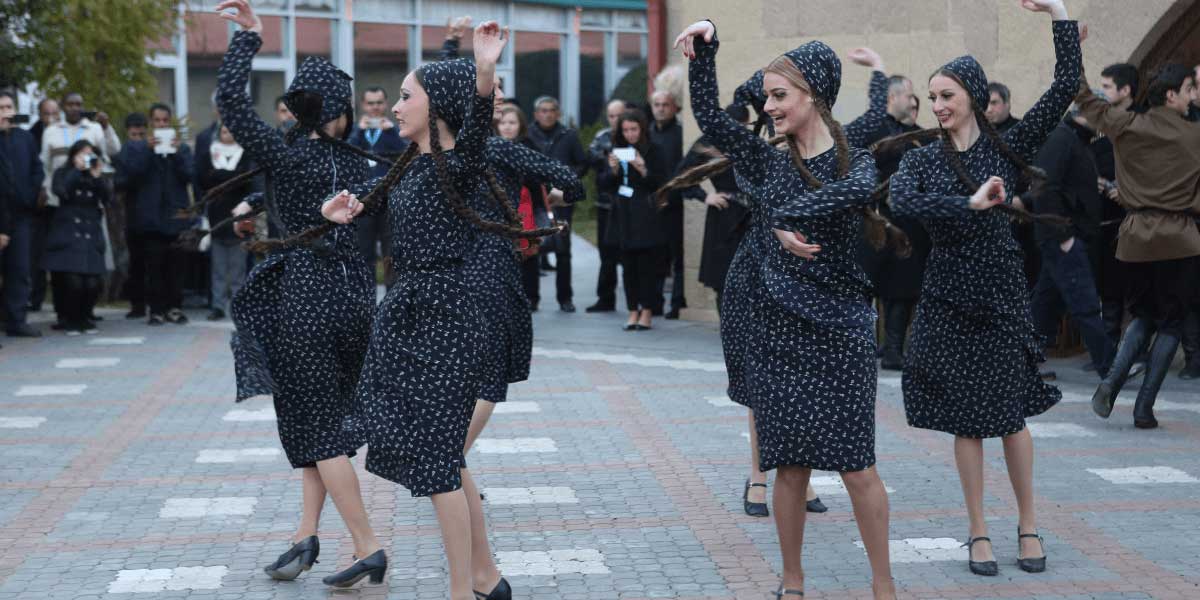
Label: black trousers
xmin=138 ymin=232 xmax=184 ymax=315
xmin=520 ymin=255 xmax=541 ymax=308
xmin=622 ymin=247 xmax=663 ymax=312
xmin=28 ymin=208 xmax=52 ymax=311
xmin=881 ymin=298 xmax=915 ymax=354
xmin=51 ymin=271 xmax=101 ymax=328
xmin=125 ymin=230 xmax=146 ymax=312
xmin=551 ymin=206 xmax=573 ymax=304
xmin=2 ymin=215 xmax=34 ymax=330
xmin=355 ymin=211 xmax=390 ymax=268
xmin=594 ymin=206 xmax=619 ymax=308
xmin=654 ymin=208 xmax=686 ymax=312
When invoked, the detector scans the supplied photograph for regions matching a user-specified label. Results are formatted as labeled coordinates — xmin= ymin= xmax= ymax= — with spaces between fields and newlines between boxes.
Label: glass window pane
xmin=153 ymin=68 xmax=175 ymax=111
xmin=617 ymin=32 xmax=645 ymax=69
xmin=615 ymin=11 xmax=647 ymax=30
xmin=295 ymin=0 xmax=337 ymax=12
xmin=612 ymin=33 xmax=647 ymax=107
xmin=251 ymin=71 xmax=289 ymax=127
xmin=185 ymin=11 xmax=228 ymax=60
xmin=513 ymin=3 xmax=567 ymax=31
xmin=421 ymin=1 xmax=505 ymax=26
xmin=354 ymin=0 xmax=415 ymax=21
xmin=422 ymin=26 xmax=472 ymax=63
xmin=354 ymin=23 xmax=411 ymax=100
xmin=514 ymin=32 xmax=560 ymax=115
xmin=580 ymin=10 xmax=611 ymax=27
xmin=578 ymin=31 xmax=606 ymax=127
xmin=296 ymin=17 xmax=333 ymax=63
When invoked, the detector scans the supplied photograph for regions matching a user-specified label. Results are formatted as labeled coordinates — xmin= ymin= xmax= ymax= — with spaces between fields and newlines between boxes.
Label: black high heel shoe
xmin=963 ymin=536 xmax=998 ymax=576
xmin=263 ymin=535 xmax=319 ymax=581
xmin=743 ymin=479 xmax=769 ymax=517
xmin=773 ymin=583 xmax=804 ymax=597
xmin=1017 ymin=530 xmax=1046 ymax=573
xmin=806 ymin=497 xmax=828 ymax=513
xmin=474 ymin=577 xmax=512 ymax=600
xmin=322 ymin=549 xmax=387 ymax=588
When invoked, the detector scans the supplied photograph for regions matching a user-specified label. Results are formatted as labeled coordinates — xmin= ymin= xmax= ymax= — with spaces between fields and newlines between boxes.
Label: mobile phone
xmin=82 ymin=110 xmax=98 ymax=120
xmin=9 ymin=114 xmax=30 ymax=124
xmin=84 ymin=155 xmax=99 ymax=169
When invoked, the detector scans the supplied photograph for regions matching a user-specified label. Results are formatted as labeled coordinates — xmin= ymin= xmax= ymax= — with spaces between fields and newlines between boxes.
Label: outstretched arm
xmin=891 ymin=149 xmax=1009 ymax=218
xmin=488 ymin=138 xmax=585 ymax=205
xmin=455 ymin=21 xmax=506 ymax=173
xmin=772 ymin=148 xmax=878 ymax=225
xmin=1004 ymin=1 xmax=1082 ymax=159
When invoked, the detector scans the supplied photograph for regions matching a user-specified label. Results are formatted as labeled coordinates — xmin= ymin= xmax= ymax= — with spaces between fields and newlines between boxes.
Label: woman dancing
xmin=675 ymin=20 xmax=897 ymax=599
xmin=889 ymin=0 xmax=1081 ymax=577
xmin=214 ymin=0 xmax=383 ymax=586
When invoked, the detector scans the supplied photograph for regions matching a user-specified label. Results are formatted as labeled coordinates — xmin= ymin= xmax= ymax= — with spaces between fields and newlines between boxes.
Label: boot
xmin=1092 ymin=318 xmax=1154 ymax=418
xmin=880 ymin=300 xmax=910 ymax=371
xmin=1132 ymin=333 xmax=1179 ymax=429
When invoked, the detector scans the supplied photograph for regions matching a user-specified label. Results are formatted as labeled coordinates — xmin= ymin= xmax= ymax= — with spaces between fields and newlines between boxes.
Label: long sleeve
xmin=732 ymin=69 xmax=765 ymax=113
xmin=489 ymin=137 xmax=585 ymax=205
xmin=772 ymin=148 xmax=878 ymax=225
xmin=1004 ymin=20 xmax=1083 ymax=160
xmin=0 ymin=153 xmax=12 ymax=234
xmin=115 ymin=141 xmax=154 ymax=183
xmin=216 ymin=30 xmax=290 ymax=173
xmin=688 ymin=26 xmax=772 ymax=189
xmin=52 ymin=167 xmax=80 ymax=202
xmin=39 ymin=130 xmax=52 ymax=195
xmin=100 ymin=123 xmax=122 ymax=158
xmin=890 ymin=147 xmax=971 ymax=218
xmin=440 ymin=38 xmax=461 ymax=61
xmin=677 ymin=141 xmax=711 ymax=202
xmin=565 ymin=132 xmax=588 ymax=176
xmin=843 ymin=70 xmax=890 ymax=148
xmin=1075 ymin=83 xmax=1134 ymax=139
xmin=454 ymin=91 xmax=496 ymax=179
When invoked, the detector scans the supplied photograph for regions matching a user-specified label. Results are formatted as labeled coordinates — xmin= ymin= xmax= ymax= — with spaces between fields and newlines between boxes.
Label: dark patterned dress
xmin=692 ymin=32 xmax=881 ymax=473
xmin=464 ymin=137 xmax=584 ymax=403
xmin=890 ymin=20 xmax=1081 ymax=438
xmin=351 ymin=61 xmax=496 ymax=497
xmin=217 ymin=30 xmax=373 ymax=469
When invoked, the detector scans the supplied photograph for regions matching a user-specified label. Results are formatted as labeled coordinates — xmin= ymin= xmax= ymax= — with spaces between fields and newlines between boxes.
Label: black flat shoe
xmin=623 ymin=323 xmax=639 ymax=331
xmin=635 ymin=323 xmax=652 ymax=331
xmin=1017 ymin=530 xmax=1046 ymax=573
xmin=263 ymin=535 xmax=319 ymax=581
xmin=322 ymin=549 xmax=387 ymax=588
xmin=743 ymin=479 xmax=769 ymax=517
xmin=474 ymin=577 xmax=511 ymax=600
xmin=964 ymin=536 xmax=998 ymax=576
xmin=806 ymin=497 xmax=828 ymax=513
xmin=773 ymin=583 xmax=804 ymax=597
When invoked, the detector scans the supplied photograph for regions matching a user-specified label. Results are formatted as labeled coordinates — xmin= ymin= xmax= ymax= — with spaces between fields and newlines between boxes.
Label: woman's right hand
xmin=216 ymin=0 xmax=263 ymax=34
xmin=608 ymin=153 xmax=620 ymax=172
xmin=322 ymin=190 xmax=363 ymax=224
xmin=704 ymin=192 xmax=730 ymax=210
xmin=673 ymin=21 xmax=715 ymax=61
xmin=968 ymin=176 xmax=1007 ymax=210
xmin=773 ymin=228 xmax=821 ymax=259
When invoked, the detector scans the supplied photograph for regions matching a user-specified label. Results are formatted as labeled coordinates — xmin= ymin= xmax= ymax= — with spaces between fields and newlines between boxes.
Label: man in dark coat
xmin=649 ymin=89 xmax=686 ymax=318
xmin=1029 ymin=113 xmax=1113 ymax=377
xmin=526 ymin=96 xmax=587 ymax=312
xmin=0 ymin=91 xmax=46 ymax=338
xmin=114 ymin=103 xmax=194 ymax=326
xmin=348 ymin=86 xmax=409 ymax=270
xmin=585 ymin=98 xmax=628 ymax=313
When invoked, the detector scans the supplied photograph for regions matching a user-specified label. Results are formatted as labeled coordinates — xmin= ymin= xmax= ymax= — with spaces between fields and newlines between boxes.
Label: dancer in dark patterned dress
xmin=676 ymin=20 xmax=897 ymax=600
xmin=213 ymin=0 xmax=382 ymax=586
xmin=889 ymin=0 xmax=1081 ymax=577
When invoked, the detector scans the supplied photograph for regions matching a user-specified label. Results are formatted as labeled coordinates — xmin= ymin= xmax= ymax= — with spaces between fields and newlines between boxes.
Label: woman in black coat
xmin=598 ymin=109 xmax=667 ymax=331
xmin=46 ymin=140 xmax=109 ymax=335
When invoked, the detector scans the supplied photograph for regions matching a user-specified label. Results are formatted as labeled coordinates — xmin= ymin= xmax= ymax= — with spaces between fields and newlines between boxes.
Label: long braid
xmin=245 ymin=141 xmax=422 ymax=254
xmin=973 ymin=106 xmax=1047 ymax=196
xmin=935 ymin=125 xmax=1066 ymax=226
xmin=481 ymin=167 xmax=522 ymax=228
xmin=654 ymin=134 xmax=789 ymax=207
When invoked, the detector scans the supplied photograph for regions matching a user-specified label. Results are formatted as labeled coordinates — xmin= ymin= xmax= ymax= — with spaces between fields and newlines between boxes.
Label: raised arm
xmin=1074 ymin=81 xmax=1134 ymax=139
xmin=488 ymin=137 xmax=585 ymax=205
xmin=842 ymin=48 xmax=890 ymax=148
xmin=215 ymin=1 xmax=290 ymax=173
xmin=454 ymin=21 xmax=505 ymax=174
xmin=678 ymin=21 xmax=772 ymax=188
xmin=1004 ymin=4 xmax=1082 ymax=159
xmin=772 ymin=148 xmax=879 ymax=225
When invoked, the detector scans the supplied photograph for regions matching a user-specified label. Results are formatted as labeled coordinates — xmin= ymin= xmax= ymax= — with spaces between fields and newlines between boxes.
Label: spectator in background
xmin=496 ymin=103 xmax=550 ymax=309
xmin=198 ymin=122 xmax=257 ymax=321
xmin=1183 ymin=65 xmax=1200 ymax=380
xmin=274 ymin=95 xmax=295 ymax=131
xmin=598 ymin=110 xmax=667 ymax=332
xmin=1028 ymin=109 xmax=1113 ymax=377
xmin=585 ymin=98 xmax=628 ymax=313
xmin=1095 ymin=63 xmax=1139 ymax=356
xmin=118 ymin=113 xmax=150 ymax=319
xmin=0 ymin=90 xmax=46 ymax=338
xmin=527 ymin=95 xmax=587 ymax=313
xmin=985 ymin=82 xmax=1021 ymax=132
xmin=46 ymin=140 xmax=108 ymax=335
xmin=30 ymin=98 xmax=59 ymax=150
xmin=26 ymin=98 xmax=60 ymax=313
xmin=348 ymin=86 xmax=408 ymax=269
xmin=192 ymin=91 xmax=221 ymax=195
xmin=114 ymin=103 xmax=193 ymax=326
xmin=649 ymin=86 xmax=686 ymax=319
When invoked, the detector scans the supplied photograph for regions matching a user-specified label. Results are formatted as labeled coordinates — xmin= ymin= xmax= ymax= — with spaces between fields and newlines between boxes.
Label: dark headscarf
xmin=284 ymin=56 xmax=353 ymax=129
xmin=415 ymin=58 xmax=477 ymax=133
xmin=780 ymin=40 xmax=842 ymax=109
xmin=937 ymin=55 xmax=990 ymax=111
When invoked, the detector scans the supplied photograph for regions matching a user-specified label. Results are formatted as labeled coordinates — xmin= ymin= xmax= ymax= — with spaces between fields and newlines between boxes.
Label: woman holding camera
xmin=46 ymin=140 xmax=109 ymax=335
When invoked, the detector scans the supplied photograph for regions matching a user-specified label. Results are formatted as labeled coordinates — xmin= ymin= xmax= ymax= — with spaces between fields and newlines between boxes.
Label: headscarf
xmin=937 ymin=55 xmax=990 ymax=111
xmin=415 ymin=58 xmax=477 ymax=133
xmin=284 ymin=56 xmax=353 ymax=129
xmin=780 ymin=40 xmax=843 ymax=109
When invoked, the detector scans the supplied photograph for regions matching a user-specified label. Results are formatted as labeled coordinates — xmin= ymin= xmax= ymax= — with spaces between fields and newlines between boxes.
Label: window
xmin=514 ymin=31 xmax=560 ymax=115
xmin=296 ymin=17 xmax=333 ymax=63
xmin=422 ymin=26 xmax=473 ymax=64
xmin=578 ymin=31 xmax=606 ymax=127
xmin=354 ymin=23 xmax=411 ymax=103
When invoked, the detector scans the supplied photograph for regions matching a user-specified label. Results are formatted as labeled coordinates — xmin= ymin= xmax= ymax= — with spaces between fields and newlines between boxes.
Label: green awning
xmin=516 ymin=0 xmax=647 ymax=10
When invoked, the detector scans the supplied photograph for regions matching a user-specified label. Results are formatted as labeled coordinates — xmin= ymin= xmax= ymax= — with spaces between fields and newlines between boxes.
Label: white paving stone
xmin=854 ymin=538 xmax=967 ymax=563
xmin=1028 ymin=422 xmax=1097 ymax=438
xmin=195 ymin=448 xmax=281 ymax=463
xmin=495 ymin=549 xmax=609 ymax=576
xmin=14 ymin=384 xmax=87 ymax=396
xmin=483 ymin=487 xmax=579 ymax=505
xmin=493 ymin=401 xmax=541 ymax=414
xmin=810 ymin=475 xmax=895 ymax=495
xmin=159 ymin=497 xmax=258 ymax=518
xmin=222 ymin=406 xmax=276 ymax=422
xmin=88 ymin=337 xmax=145 ymax=346
xmin=706 ymin=395 xmax=739 ymax=408
xmin=1087 ymin=466 xmax=1199 ymax=485
xmin=595 ymin=385 xmax=631 ymax=391
xmin=107 ymin=566 xmax=228 ymax=593
xmin=474 ymin=437 xmax=558 ymax=454
xmin=876 ymin=376 xmax=902 ymax=388
xmin=0 ymin=415 xmax=45 ymax=429
xmin=532 ymin=346 xmax=725 ymax=372
xmin=55 ymin=357 xmax=120 ymax=369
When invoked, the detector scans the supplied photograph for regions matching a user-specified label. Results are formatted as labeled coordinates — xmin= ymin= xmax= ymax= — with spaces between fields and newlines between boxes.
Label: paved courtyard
xmin=2 ymin=238 xmax=1199 ymax=600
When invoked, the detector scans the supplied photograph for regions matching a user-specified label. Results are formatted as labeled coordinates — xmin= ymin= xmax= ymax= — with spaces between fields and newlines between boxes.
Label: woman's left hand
xmin=473 ymin=21 xmax=509 ymax=66
xmin=773 ymin=228 xmax=821 ymax=260
xmin=1019 ymin=0 xmax=1068 ymax=20
xmin=321 ymin=190 xmax=363 ymax=224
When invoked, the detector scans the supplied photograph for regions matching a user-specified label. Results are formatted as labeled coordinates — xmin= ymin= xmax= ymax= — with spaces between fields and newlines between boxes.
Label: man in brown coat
xmin=1081 ymin=64 xmax=1199 ymax=429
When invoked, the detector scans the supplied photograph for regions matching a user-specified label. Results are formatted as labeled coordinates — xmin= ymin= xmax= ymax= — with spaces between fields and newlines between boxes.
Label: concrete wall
xmin=666 ymin=0 xmax=1190 ymax=321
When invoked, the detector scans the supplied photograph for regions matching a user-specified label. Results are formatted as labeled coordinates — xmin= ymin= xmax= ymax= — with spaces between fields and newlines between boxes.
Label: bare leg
xmin=626 ymin=310 xmax=638 ymax=327
xmin=314 ymin=456 xmax=381 ymax=558
xmin=747 ymin=412 xmax=768 ymax=503
xmin=1002 ymin=428 xmax=1042 ymax=558
xmin=638 ymin=308 xmax=653 ymax=328
xmin=461 ymin=468 xmax=502 ymax=593
xmin=806 ymin=483 xmax=817 ymax=502
xmin=465 ymin=400 xmax=496 ymax=454
xmin=431 ymin=489 xmax=475 ymax=600
xmin=954 ymin=436 xmax=993 ymax=562
xmin=841 ymin=468 xmax=895 ymax=599
xmin=773 ymin=465 xmax=811 ymax=591
xmin=295 ymin=466 xmax=326 ymax=543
